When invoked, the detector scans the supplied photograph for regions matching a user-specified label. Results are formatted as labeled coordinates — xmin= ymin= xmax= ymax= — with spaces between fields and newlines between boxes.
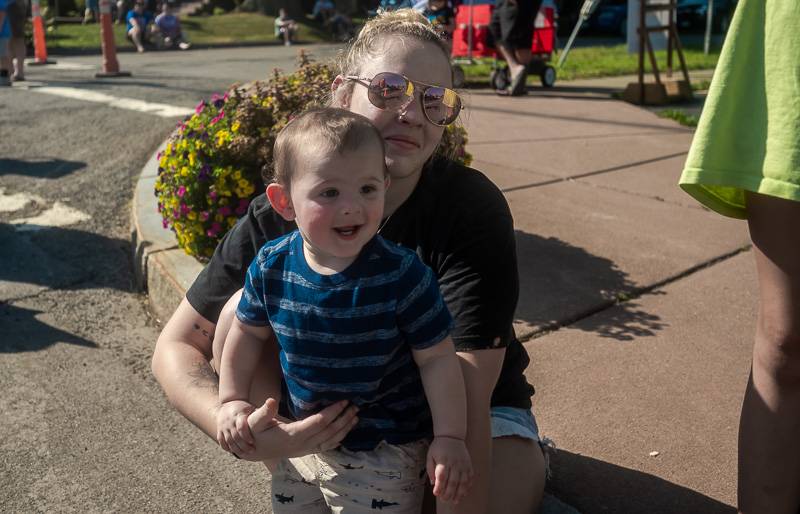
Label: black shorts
xmin=9 ymin=0 xmax=26 ymax=39
xmin=489 ymin=0 xmax=542 ymax=50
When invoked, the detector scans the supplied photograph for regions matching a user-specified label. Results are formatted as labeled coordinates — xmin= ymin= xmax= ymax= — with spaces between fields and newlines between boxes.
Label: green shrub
xmin=155 ymin=53 xmax=472 ymax=260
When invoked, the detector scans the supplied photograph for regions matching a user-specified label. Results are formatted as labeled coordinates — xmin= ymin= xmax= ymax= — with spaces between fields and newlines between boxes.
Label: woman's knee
xmin=490 ymin=436 xmax=546 ymax=513
xmin=754 ymin=325 xmax=800 ymax=387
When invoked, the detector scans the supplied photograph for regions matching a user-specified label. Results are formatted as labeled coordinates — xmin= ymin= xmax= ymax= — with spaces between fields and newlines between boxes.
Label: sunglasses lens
xmin=368 ymin=72 xmax=413 ymax=110
xmin=422 ymin=87 xmax=461 ymax=126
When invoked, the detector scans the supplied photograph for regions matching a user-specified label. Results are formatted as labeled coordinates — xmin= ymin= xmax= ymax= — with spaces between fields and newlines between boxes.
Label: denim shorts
xmin=490 ymin=406 xmax=541 ymax=441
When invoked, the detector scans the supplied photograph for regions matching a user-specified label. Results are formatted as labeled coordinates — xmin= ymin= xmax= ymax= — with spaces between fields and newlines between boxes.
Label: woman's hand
xmin=235 ymin=398 xmax=359 ymax=461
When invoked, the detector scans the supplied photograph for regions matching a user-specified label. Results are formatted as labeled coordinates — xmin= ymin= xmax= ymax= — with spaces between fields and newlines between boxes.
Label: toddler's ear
xmin=266 ymin=183 xmax=295 ymax=221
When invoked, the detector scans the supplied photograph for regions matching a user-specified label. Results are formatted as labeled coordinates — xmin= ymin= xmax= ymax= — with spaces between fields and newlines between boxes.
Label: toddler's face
xmin=288 ymin=143 xmax=388 ymax=269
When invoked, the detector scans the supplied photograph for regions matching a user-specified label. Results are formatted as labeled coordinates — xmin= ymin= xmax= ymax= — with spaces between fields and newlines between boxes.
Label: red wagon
xmin=451 ymin=2 xmax=557 ymax=89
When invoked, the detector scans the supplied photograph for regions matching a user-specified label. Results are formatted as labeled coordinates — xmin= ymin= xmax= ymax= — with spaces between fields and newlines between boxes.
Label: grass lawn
xmin=45 ymin=12 xmax=329 ymax=50
xmin=458 ymin=43 xmax=721 ymax=85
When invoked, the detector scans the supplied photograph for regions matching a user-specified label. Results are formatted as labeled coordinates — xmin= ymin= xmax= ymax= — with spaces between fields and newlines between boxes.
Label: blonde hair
xmin=335 ymin=9 xmax=453 ymax=86
xmin=270 ymin=108 xmax=385 ymax=185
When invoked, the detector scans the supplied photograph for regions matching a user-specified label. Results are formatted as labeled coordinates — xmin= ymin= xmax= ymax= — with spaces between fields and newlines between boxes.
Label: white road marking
xmin=11 ymin=202 xmax=92 ymax=232
xmin=0 ymin=188 xmax=43 ymax=212
xmin=29 ymin=86 xmax=194 ymax=118
xmin=25 ymin=60 xmax=96 ymax=71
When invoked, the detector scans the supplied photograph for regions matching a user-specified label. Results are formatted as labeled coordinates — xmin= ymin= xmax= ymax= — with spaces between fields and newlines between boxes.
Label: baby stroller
xmin=451 ymin=0 xmax=557 ymax=91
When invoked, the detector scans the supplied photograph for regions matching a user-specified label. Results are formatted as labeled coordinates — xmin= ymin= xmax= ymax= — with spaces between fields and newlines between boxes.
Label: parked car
xmin=582 ymin=0 xmax=628 ymax=37
xmin=677 ymin=0 xmax=737 ymax=33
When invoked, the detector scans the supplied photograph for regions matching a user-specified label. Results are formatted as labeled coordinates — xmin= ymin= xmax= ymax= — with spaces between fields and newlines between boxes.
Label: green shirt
xmin=679 ymin=0 xmax=800 ymax=219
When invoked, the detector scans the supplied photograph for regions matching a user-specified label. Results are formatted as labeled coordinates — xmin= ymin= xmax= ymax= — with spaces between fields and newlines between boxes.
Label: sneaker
xmin=178 ymin=41 xmax=191 ymax=50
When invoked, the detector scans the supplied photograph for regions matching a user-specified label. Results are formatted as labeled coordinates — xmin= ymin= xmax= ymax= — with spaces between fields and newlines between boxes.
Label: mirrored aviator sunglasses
xmin=346 ymin=72 xmax=462 ymax=127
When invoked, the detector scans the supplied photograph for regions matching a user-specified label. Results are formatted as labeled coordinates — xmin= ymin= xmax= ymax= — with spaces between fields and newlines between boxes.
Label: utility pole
xmin=703 ymin=0 xmax=714 ymax=54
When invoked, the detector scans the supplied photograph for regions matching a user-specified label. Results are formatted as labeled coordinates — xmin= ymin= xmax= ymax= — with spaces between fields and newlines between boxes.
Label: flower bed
xmin=155 ymin=53 xmax=472 ymax=260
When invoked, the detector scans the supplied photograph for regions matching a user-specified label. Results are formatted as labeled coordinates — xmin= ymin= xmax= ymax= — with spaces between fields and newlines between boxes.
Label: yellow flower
xmin=233 ymin=170 xmax=242 ymax=180
xmin=188 ymin=212 xmax=197 ymax=220
xmin=180 ymin=166 xmax=189 ymax=177
xmin=231 ymin=121 xmax=241 ymax=133
xmin=188 ymin=153 xmax=196 ymax=166
xmin=216 ymin=130 xmax=230 ymax=147
xmin=159 ymin=156 xmax=168 ymax=168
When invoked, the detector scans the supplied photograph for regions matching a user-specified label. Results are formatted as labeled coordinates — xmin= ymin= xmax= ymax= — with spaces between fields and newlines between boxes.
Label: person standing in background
xmin=679 ymin=2 xmax=800 ymax=512
xmin=0 ymin=0 xmax=11 ymax=87
xmin=489 ymin=0 xmax=542 ymax=96
xmin=8 ymin=0 xmax=25 ymax=81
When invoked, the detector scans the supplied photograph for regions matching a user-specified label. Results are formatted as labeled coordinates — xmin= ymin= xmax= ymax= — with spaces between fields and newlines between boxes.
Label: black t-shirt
xmin=187 ymin=157 xmax=534 ymax=410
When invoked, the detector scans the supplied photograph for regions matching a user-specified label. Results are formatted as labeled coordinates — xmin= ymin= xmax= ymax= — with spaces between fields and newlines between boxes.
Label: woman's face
xmin=336 ymin=37 xmax=452 ymax=182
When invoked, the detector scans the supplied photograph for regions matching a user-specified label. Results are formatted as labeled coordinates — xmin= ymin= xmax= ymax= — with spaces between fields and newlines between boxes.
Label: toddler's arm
xmin=217 ymin=319 xmax=272 ymax=456
xmin=412 ymin=336 xmax=474 ymax=504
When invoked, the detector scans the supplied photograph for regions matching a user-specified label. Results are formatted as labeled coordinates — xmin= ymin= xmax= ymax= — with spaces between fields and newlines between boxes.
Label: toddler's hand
xmin=217 ymin=400 xmax=256 ymax=456
xmin=426 ymin=435 xmax=474 ymax=504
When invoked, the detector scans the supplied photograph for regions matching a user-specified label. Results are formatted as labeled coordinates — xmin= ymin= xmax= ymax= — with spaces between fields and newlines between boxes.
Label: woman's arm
xmin=152 ymin=297 xmax=359 ymax=460
xmin=152 ymin=297 xmax=220 ymax=438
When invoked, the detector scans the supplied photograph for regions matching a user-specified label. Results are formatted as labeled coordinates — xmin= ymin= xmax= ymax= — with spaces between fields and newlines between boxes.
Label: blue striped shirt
xmin=236 ymin=231 xmax=454 ymax=451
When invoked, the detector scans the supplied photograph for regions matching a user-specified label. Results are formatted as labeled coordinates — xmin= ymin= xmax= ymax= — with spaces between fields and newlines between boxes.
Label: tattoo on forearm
xmin=189 ymin=362 xmax=219 ymax=392
xmin=193 ymin=323 xmax=214 ymax=342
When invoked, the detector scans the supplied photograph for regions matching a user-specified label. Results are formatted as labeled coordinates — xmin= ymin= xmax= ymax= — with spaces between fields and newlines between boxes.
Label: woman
xmin=152 ymin=9 xmax=546 ymax=514
xmin=679 ymin=2 xmax=800 ymax=512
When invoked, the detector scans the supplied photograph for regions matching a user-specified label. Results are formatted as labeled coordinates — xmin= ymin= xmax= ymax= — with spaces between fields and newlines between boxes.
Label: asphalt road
xmin=0 ymin=44 xmax=341 ymax=512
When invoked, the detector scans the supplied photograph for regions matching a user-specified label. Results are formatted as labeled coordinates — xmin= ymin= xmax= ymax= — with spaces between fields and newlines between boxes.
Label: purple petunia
xmin=235 ymin=198 xmax=249 ymax=215
xmin=206 ymin=221 xmax=223 ymax=237
xmin=195 ymin=100 xmax=206 ymax=114
xmin=177 ymin=186 xmax=186 ymax=197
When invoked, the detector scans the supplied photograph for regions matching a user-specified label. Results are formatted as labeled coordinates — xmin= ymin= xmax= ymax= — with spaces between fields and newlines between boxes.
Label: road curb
xmin=131 ymin=142 xmax=204 ymax=323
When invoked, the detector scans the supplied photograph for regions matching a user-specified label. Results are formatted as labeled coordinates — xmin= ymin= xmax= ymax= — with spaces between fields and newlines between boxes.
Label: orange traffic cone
xmin=29 ymin=0 xmax=56 ymax=65
xmin=95 ymin=0 xmax=131 ymax=77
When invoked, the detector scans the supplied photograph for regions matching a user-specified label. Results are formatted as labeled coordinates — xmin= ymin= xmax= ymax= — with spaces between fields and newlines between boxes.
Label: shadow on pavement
xmin=0 ymin=223 xmax=133 ymax=292
xmin=548 ymin=450 xmax=735 ymax=514
xmin=0 ymin=158 xmax=86 ymax=179
xmin=514 ymin=231 xmax=667 ymax=341
xmin=0 ymin=303 xmax=95 ymax=353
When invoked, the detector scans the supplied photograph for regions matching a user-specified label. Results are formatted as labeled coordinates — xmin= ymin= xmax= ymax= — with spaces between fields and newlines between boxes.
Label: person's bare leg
xmin=495 ymin=43 xmax=524 ymax=79
xmin=489 ymin=436 xmax=545 ymax=514
xmin=513 ymin=48 xmax=532 ymax=68
xmin=738 ymin=191 xmax=800 ymax=514
xmin=129 ymin=27 xmax=145 ymax=52
xmin=10 ymin=37 xmax=24 ymax=79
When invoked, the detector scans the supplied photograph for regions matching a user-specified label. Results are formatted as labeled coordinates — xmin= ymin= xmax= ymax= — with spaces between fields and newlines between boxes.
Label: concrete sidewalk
xmin=133 ymin=72 xmax=751 ymax=513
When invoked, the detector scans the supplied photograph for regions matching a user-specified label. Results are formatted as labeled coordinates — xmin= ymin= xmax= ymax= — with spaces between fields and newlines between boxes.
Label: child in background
xmin=422 ymin=0 xmax=454 ymax=39
xmin=274 ymin=8 xmax=297 ymax=46
xmin=154 ymin=2 xmax=191 ymax=50
xmin=216 ymin=108 xmax=473 ymax=513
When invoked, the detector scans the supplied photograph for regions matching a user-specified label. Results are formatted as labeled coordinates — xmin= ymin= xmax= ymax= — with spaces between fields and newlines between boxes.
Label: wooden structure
xmin=622 ymin=0 xmax=693 ymax=105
